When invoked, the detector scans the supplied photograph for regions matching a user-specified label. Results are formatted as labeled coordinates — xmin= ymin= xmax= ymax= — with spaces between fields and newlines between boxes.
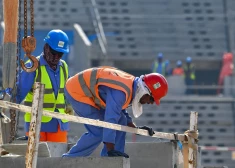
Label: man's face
xmin=44 ymin=44 xmax=64 ymax=70
xmin=139 ymin=94 xmax=154 ymax=104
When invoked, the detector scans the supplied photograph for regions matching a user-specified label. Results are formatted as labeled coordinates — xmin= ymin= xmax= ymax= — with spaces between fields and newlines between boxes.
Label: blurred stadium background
xmin=1 ymin=0 xmax=235 ymax=167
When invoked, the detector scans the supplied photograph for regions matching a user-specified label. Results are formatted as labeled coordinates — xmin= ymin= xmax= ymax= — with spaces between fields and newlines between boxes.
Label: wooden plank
xmin=25 ymin=83 xmax=45 ymax=168
xmin=0 ymin=100 xmax=186 ymax=141
xmin=189 ymin=111 xmax=198 ymax=168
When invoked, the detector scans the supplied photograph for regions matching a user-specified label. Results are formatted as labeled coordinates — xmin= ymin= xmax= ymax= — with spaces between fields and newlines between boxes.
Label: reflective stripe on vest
xmin=24 ymin=56 xmax=68 ymax=123
xmin=24 ymin=101 xmax=66 ymax=109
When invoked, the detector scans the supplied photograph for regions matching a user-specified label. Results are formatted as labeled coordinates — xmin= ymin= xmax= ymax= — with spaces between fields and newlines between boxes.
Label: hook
xmin=20 ymin=54 xmax=39 ymax=72
xmin=21 ymin=36 xmax=39 ymax=72
xmin=0 ymin=110 xmax=11 ymax=123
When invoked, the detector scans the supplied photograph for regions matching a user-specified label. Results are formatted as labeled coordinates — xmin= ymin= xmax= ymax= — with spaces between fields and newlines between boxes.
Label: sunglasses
xmin=49 ymin=46 xmax=64 ymax=57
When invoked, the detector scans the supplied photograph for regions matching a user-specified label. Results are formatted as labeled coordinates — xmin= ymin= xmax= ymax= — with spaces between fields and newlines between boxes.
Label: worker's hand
xmin=105 ymin=142 xmax=115 ymax=151
xmin=0 ymin=150 xmax=9 ymax=156
xmin=65 ymin=104 xmax=74 ymax=115
xmin=107 ymin=150 xmax=129 ymax=158
xmin=127 ymin=122 xmax=136 ymax=128
xmin=138 ymin=125 xmax=155 ymax=136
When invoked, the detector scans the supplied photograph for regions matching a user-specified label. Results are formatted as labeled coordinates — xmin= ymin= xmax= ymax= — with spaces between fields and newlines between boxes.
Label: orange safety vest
xmin=66 ymin=67 xmax=135 ymax=109
xmin=173 ymin=67 xmax=184 ymax=76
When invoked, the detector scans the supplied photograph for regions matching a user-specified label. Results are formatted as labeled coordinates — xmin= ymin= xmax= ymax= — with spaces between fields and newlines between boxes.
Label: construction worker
xmin=16 ymin=29 xmax=73 ymax=143
xmin=217 ymin=53 xmax=234 ymax=94
xmin=173 ymin=60 xmax=184 ymax=76
xmin=152 ymin=53 xmax=165 ymax=74
xmin=62 ymin=66 xmax=168 ymax=158
xmin=184 ymin=57 xmax=196 ymax=94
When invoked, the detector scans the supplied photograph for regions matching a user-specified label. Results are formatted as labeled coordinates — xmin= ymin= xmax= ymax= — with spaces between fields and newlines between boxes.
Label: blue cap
xmin=157 ymin=53 xmax=163 ymax=58
xmin=176 ymin=60 xmax=182 ymax=66
xmin=186 ymin=56 xmax=192 ymax=63
xmin=44 ymin=29 xmax=69 ymax=54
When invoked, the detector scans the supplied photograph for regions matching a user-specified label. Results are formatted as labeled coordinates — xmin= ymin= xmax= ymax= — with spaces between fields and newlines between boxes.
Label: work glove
xmin=16 ymin=136 xmax=28 ymax=140
xmin=65 ymin=104 xmax=74 ymax=115
xmin=107 ymin=150 xmax=129 ymax=158
xmin=138 ymin=125 xmax=155 ymax=136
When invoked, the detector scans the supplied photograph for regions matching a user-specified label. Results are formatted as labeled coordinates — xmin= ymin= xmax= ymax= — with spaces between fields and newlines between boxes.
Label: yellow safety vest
xmin=153 ymin=62 xmax=165 ymax=75
xmin=184 ymin=64 xmax=196 ymax=80
xmin=24 ymin=57 xmax=69 ymax=123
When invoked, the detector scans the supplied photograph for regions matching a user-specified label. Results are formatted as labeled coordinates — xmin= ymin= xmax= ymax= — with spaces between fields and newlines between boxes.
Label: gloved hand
xmin=138 ymin=125 xmax=155 ymax=136
xmin=16 ymin=136 xmax=28 ymax=140
xmin=107 ymin=150 xmax=129 ymax=158
xmin=65 ymin=104 xmax=74 ymax=115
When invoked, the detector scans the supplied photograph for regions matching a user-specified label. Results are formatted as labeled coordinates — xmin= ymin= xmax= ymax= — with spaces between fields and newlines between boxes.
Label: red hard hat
xmin=143 ymin=73 xmax=168 ymax=105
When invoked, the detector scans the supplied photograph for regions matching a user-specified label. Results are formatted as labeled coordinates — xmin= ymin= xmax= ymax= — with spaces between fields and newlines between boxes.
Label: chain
xmin=9 ymin=109 xmax=16 ymax=143
xmin=23 ymin=0 xmax=34 ymax=37
xmin=8 ymin=0 xmax=35 ymax=142
xmin=23 ymin=0 xmax=27 ymax=38
xmin=8 ymin=0 xmax=23 ymax=143
xmin=30 ymin=0 xmax=34 ymax=36
xmin=15 ymin=0 xmax=22 ymax=140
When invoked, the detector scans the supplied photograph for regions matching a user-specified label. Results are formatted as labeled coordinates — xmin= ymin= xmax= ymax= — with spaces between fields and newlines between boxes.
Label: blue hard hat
xmin=157 ymin=53 xmax=163 ymax=58
xmin=186 ymin=56 xmax=192 ymax=63
xmin=165 ymin=60 xmax=170 ymax=66
xmin=176 ymin=60 xmax=182 ymax=66
xmin=44 ymin=29 xmax=69 ymax=54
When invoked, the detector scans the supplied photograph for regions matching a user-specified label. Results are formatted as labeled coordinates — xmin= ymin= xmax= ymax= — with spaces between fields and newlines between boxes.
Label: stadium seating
xmin=1 ymin=0 xmax=235 ymax=167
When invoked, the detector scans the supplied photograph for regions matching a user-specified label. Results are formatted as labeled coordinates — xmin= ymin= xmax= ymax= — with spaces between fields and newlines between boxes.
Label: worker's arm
xmin=97 ymin=86 xmax=127 ymax=152
xmin=122 ymin=109 xmax=133 ymax=125
xmin=102 ymin=88 xmax=126 ymax=144
xmin=101 ymin=87 xmax=131 ymax=158
xmin=16 ymin=62 xmax=36 ymax=103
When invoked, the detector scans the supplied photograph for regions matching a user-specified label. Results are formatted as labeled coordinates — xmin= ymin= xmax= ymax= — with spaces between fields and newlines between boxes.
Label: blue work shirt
xmin=16 ymin=53 xmax=69 ymax=132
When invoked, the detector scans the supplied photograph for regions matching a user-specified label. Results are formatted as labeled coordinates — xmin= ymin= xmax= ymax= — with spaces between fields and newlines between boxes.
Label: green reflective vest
xmin=183 ymin=64 xmax=196 ymax=80
xmin=153 ymin=62 xmax=165 ymax=75
xmin=24 ymin=57 xmax=69 ymax=123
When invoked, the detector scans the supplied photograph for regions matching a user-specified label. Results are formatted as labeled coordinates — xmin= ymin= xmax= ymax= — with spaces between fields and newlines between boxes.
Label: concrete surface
xmin=1 ymin=142 xmax=206 ymax=168
xmin=87 ymin=141 xmax=184 ymax=168
xmin=1 ymin=142 xmax=68 ymax=157
xmin=0 ymin=157 xmax=130 ymax=168
xmin=202 ymin=167 xmax=228 ymax=168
